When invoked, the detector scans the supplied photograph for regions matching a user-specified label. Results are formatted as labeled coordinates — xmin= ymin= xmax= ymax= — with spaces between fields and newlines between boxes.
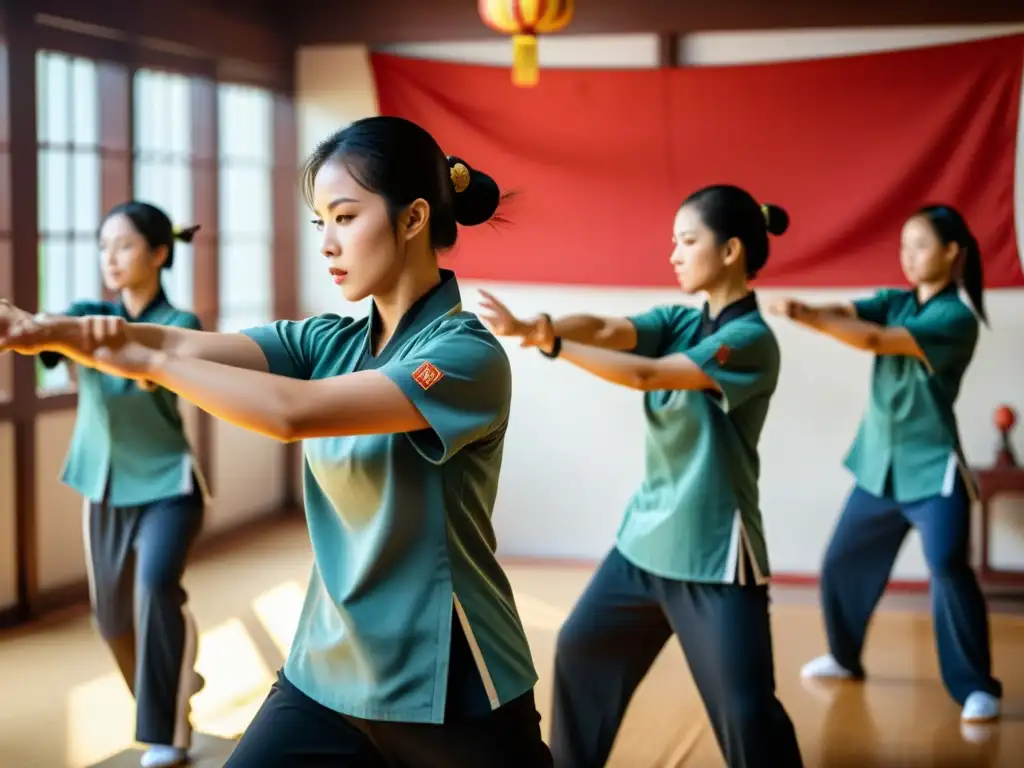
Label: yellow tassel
xmin=512 ymin=34 xmax=539 ymax=87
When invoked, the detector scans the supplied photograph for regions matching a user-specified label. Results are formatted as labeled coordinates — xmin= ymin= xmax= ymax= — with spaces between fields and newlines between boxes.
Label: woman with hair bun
xmin=1 ymin=116 xmax=551 ymax=767
xmin=0 ymin=200 xmax=206 ymax=768
xmin=770 ymin=204 xmax=1002 ymax=724
xmin=480 ymin=184 xmax=803 ymax=767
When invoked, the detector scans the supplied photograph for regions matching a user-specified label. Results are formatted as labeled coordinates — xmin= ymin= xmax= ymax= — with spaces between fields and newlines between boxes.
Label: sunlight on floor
xmin=65 ymin=673 xmax=136 ymax=768
xmin=12 ymin=520 xmax=1024 ymax=768
xmin=512 ymin=590 xmax=568 ymax=632
xmin=63 ymin=579 xmax=305 ymax=766
xmin=251 ymin=579 xmax=304 ymax=658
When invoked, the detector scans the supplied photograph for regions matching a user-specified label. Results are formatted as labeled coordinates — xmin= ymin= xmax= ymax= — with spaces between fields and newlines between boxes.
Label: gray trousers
xmin=84 ymin=482 xmax=204 ymax=747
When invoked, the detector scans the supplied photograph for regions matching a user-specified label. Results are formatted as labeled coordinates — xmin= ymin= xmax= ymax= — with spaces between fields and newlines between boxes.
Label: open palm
xmin=477 ymin=290 xmax=528 ymax=337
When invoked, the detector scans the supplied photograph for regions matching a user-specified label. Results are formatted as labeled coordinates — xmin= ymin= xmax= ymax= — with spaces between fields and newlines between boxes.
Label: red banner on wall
xmin=371 ymin=36 xmax=1024 ymax=288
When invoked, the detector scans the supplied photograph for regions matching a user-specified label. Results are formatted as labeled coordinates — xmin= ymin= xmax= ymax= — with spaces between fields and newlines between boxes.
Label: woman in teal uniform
xmin=768 ymin=204 xmax=1002 ymax=722
xmin=3 ymin=201 xmax=206 ymax=768
xmin=479 ymin=185 xmax=803 ymax=768
xmin=1 ymin=117 xmax=551 ymax=767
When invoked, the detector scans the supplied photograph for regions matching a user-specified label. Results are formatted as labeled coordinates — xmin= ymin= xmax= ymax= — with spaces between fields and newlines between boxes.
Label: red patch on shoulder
xmin=412 ymin=361 xmax=444 ymax=391
xmin=714 ymin=344 xmax=731 ymax=365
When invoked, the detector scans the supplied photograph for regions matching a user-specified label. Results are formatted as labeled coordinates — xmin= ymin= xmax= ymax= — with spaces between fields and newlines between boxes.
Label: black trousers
xmin=550 ymin=548 xmax=803 ymax=768
xmin=224 ymin=671 xmax=553 ymax=767
xmin=85 ymin=483 xmax=204 ymax=747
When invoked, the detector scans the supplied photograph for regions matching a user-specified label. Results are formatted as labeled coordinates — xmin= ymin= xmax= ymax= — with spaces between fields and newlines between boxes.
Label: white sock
xmin=800 ymin=654 xmax=855 ymax=679
xmin=140 ymin=745 xmax=187 ymax=768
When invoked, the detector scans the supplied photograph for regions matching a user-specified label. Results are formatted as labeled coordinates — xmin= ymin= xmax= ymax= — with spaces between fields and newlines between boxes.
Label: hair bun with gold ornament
xmin=759 ymin=203 xmax=790 ymax=236
xmin=446 ymin=155 xmax=500 ymax=227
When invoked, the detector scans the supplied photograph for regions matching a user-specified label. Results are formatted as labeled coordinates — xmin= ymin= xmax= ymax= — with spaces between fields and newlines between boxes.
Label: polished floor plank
xmin=0 ymin=517 xmax=1020 ymax=767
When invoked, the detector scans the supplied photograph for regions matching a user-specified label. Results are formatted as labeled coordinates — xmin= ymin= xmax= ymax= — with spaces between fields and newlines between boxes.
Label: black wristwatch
xmin=537 ymin=314 xmax=561 ymax=359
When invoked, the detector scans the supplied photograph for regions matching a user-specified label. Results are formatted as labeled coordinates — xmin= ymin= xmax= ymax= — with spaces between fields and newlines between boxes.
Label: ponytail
xmin=914 ymin=204 xmax=987 ymax=326
xmin=961 ymin=232 xmax=987 ymax=325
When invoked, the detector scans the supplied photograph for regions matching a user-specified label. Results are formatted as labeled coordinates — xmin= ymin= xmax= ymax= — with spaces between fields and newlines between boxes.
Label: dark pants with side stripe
xmin=820 ymin=476 xmax=1002 ymax=704
xmin=85 ymin=482 xmax=204 ymax=747
xmin=550 ymin=548 xmax=802 ymax=768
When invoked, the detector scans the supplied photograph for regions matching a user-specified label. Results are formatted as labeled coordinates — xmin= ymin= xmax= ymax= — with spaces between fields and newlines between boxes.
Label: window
xmin=133 ymin=69 xmax=194 ymax=310
xmin=0 ymin=40 xmax=11 ymax=403
xmin=36 ymin=51 xmax=102 ymax=393
xmin=217 ymin=83 xmax=273 ymax=333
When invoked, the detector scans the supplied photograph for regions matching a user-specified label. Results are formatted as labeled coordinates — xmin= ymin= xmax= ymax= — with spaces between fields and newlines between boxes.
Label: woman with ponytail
xmin=1 ymin=117 xmax=551 ymax=767
xmin=0 ymin=201 xmax=206 ymax=767
xmin=769 ymin=204 xmax=1001 ymax=723
xmin=481 ymin=185 xmax=803 ymax=767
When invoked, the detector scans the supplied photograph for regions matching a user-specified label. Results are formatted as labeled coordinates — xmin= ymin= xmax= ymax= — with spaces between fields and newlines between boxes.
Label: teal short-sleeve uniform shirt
xmin=617 ymin=293 xmax=779 ymax=585
xmin=845 ymin=284 xmax=978 ymax=503
xmin=43 ymin=290 xmax=203 ymax=507
xmin=241 ymin=270 xmax=537 ymax=725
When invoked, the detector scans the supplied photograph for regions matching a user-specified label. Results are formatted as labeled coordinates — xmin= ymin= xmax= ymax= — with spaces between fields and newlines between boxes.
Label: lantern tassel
xmin=512 ymin=33 xmax=539 ymax=87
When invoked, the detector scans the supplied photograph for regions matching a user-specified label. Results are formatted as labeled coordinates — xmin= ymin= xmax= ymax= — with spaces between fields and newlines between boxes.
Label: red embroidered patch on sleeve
xmin=412 ymin=361 xmax=444 ymax=390
xmin=714 ymin=344 xmax=731 ymax=365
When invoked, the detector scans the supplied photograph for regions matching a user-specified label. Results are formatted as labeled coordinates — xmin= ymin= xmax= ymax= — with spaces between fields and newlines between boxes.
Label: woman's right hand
xmin=477 ymin=290 xmax=530 ymax=337
xmin=478 ymin=290 xmax=555 ymax=350
xmin=766 ymin=297 xmax=811 ymax=320
xmin=1 ymin=313 xmax=126 ymax=358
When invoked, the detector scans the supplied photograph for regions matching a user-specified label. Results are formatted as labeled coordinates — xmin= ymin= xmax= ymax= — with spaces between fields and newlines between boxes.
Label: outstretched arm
xmin=2 ymin=306 xmax=270 ymax=372
xmin=135 ymin=352 xmax=427 ymax=441
xmin=84 ymin=320 xmax=506 ymax=450
xmin=768 ymin=297 xmax=924 ymax=360
xmin=541 ymin=338 xmax=718 ymax=392
xmin=477 ymin=290 xmax=638 ymax=351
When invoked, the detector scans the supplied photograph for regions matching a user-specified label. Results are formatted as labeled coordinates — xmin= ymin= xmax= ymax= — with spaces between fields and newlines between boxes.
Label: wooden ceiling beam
xmin=28 ymin=0 xmax=293 ymax=71
xmin=293 ymin=0 xmax=1024 ymax=45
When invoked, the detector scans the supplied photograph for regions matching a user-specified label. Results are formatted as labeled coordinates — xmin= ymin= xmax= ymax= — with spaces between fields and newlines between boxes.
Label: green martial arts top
xmin=846 ymin=284 xmax=979 ymax=503
xmin=241 ymin=270 xmax=537 ymax=725
xmin=618 ymin=292 xmax=779 ymax=585
xmin=41 ymin=289 xmax=203 ymax=507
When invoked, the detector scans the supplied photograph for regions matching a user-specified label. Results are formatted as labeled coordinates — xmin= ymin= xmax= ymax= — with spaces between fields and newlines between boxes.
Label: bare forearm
xmin=550 ymin=314 xmax=636 ymax=350
xmin=796 ymin=308 xmax=881 ymax=351
xmin=558 ymin=340 xmax=712 ymax=391
xmin=148 ymin=354 xmax=297 ymax=441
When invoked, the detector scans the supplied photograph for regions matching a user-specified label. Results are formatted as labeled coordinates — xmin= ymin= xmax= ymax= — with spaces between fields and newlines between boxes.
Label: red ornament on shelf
xmin=994 ymin=404 xmax=1018 ymax=468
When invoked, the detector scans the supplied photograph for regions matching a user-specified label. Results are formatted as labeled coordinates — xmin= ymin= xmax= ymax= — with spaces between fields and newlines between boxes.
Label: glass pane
xmin=135 ymin=160 xmax=168 ymax=213
xmin=72 ymin=238 xmax=102 ymax=303
xmin=72 ymin=151 xmax=100 ymax=235
xmin=71 ymin=57 xmax=98 ymax=147
xmin=37 ymin=355 xmax=71 ymax=393
xmin=218 ymin=84 xmax=272 ymax=161
xmin=38 ymin=238 xmax=71 ymax=314
xmin=133 ymin=160 xmax=157 ymax=203
xmin=220 ymin=166 xmax=271 ymax=236
xmin=172 ymin=161 xmax=193 ymax=228
xmin=219 ymin=241 xmax=271 ymax=321
xmin=35 ymin=52 xmax=48 ymax=143
xmin=43 ymin=52 xmax=70 ymax=146
xmin=168 ymin=75 xmax=191 ymax=156
xmin=38 ymin=147 xmax=70 ymax=234
xmin=163 ymin=236 xmax=194 ymax=311
xmin=218 ymin=310 xmax=269 ymax=334
xmin=133 ymin=69 xmax=153 ymax=153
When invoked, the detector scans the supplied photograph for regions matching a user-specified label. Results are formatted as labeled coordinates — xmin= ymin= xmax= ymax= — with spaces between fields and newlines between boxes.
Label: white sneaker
xmin=140 ymin=745 xmax=188 ymax=768
xmin=961 ymin=691 xmax=1000 ymax=723
xmin=800 ymin=654 xmax=856 ymax=679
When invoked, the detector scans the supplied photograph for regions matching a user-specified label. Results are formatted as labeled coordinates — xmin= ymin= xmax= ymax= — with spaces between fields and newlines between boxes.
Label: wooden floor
xmin=1 ymin=517 xmax=1023 ymax=768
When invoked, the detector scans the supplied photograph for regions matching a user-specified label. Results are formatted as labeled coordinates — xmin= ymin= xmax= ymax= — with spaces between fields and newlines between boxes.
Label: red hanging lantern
xmin=479 ymin=0 xmax=575 ymax=87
